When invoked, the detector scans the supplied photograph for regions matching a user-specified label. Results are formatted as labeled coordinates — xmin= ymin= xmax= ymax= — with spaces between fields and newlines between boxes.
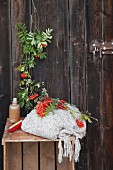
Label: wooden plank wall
xmin=0 ymin=1 xmax=11 ymax=170
xmin=0 ymin=0 xmax=113 ymax=170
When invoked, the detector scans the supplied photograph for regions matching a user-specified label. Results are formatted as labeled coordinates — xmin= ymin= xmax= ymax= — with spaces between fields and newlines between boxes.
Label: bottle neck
xmin=12 ymin=103 xmax=17 ymax=105
xmin=12 ymin=98 xmax=17 ymax=104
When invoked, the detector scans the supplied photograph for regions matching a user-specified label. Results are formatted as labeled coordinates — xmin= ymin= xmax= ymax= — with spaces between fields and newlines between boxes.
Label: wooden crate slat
xmin=8 ymin=142 xmax=22 ymax=170
xmin=3 ymin=143 xmax=10 ymax=170
xmin=23 ymin=142 xmax=38 ymax=170
xmin=40 ymin=142 xmax=55 ymax=170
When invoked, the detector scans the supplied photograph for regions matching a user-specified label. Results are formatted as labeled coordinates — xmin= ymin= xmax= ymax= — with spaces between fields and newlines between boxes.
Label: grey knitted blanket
xmin=21 ymin=104 xmax=86 ymax=163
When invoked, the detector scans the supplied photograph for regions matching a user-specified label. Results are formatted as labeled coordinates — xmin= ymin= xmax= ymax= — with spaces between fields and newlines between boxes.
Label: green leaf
xmin=80 ymin=114 xmax=92 ymax=123
xmin=39 ymin=52 xmax=46 ymax=59
xmin=31 ymin=37 xmax=36 ymax=45
xmin=28 ymin=32 xmax=34 ymax=37
xmin=18 ymin=65 xmax=25 ymax=72
xmin=25 ymin=100 xmax=33 ymax=110
xmin=37 ymin=42 xmax=41 ymax=48
xmin=19 ymin=80 xmax=25 ymax=86
xmin=20 ymin=101 xmax=25 ymax=108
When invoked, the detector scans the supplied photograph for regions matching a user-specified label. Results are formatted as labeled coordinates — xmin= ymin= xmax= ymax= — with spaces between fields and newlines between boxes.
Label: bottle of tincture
xmin=9 ymin=98 xmax=20 ymax=124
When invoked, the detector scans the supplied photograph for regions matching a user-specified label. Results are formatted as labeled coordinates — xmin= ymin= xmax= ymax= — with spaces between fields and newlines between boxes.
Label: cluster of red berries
xmin=20 ymin=73 xmax=27 ymax=79
xmin=29 ymin=94 xmax=38 ymax=100
xmin=36 ymin=97 xmax=67 ymax=117
xmin=76 ymin=119 xmax=84 ymax=128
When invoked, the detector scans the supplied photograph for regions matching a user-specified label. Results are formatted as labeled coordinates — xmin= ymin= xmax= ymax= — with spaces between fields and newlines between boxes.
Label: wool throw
xmin=21 ymin=104 xmax=86 ymax=163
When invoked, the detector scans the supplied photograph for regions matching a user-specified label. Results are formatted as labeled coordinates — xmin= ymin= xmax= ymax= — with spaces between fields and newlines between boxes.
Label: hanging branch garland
xmin=17 ymin=22 xmax=53 ymax=110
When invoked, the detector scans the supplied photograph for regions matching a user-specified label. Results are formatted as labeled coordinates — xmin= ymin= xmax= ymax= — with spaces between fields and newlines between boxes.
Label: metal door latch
xmin=90 ymin=41 xmax=113 ymax=58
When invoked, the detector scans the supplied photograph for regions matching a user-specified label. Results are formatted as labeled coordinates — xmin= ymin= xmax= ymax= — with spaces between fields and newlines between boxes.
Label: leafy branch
xmin=17 ymin=22 xmax=53 ymax=110
xmin=17 ymin=22 xmax=53 ymax=60
xmin=70 ymin=109 xmax=98 ymax=123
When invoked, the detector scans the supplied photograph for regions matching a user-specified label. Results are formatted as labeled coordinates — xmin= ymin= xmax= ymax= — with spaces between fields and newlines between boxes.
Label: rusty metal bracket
xmin=90 ymin=41 xmax=113 ymax=58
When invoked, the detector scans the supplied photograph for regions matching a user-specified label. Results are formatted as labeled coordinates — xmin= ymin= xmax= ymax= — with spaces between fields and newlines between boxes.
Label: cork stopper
xmin=12 ymin=98 xmax=17 ymax=104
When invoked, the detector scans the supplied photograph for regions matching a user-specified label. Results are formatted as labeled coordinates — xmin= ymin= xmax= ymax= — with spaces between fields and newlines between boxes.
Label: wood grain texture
xmin=69 ymin=0 xmax=86 ymax=106
xmin=11 ymin=0 xmax=31 ymax=97
xmin=87 ymin=0 xmax=105 ymax=170
xmin=103 ymin=0 xmax=113 ymax=41
xmin=87 ymin=0 xmax=103 ymax=41
xmin=69 ymin=1 xmax=87 ymax=169
xmin=40 ymin=142 xmax=55 ymax=170
xmin=23 ymin=142 xmax=38 ymax=170
xmin=33 ymin=0 xmax=70 ymax=101
xmin=100 ymin=56 xmax=113 ymax=170
xmin=3 ymin=143 xmax=10 ymax=170
xmin=86 ymin=59 xmax=101 ymax=170
xmin=8 ymin=142 xmax=22 ymax=170
xmin=0 ymin=0 xmax=11 ymax=124
xmin=0 ymin=1 xmax=11 ymax=170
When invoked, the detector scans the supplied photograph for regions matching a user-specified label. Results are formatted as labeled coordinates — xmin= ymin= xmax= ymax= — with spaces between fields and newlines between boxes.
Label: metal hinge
xmin=90 ymin=41 xmax=113 ymax=58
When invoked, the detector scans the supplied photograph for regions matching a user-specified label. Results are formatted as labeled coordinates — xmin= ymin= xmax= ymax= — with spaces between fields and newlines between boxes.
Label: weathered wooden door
xmin=0 ymin=0 xmax=113 ymax=170
xmin=86 ymin=1 xmax=113 ymax=170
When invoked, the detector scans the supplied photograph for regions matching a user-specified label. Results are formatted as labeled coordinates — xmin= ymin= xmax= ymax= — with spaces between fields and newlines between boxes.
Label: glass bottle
xmin=9 ymin=98 xmax=20 ymax=123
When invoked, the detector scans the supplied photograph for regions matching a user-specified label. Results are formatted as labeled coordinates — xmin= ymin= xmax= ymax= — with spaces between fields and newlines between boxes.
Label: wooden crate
xmin=2 ymin=119 xmax=75 ymax=170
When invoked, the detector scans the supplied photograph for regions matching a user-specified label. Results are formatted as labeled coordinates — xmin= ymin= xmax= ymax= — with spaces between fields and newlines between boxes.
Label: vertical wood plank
xmin=33 ymin=0 xmax=70 ymax=101
xmin=69 ymin=0 xmax=87 ymax=169
xmin=101 ymin=0 xmax=113 ymax=169
xmin=0 ymin=0 xmax=11 ymax=122
xmin=101 ymin=56 xmax=113 ymax=170
xmin=23 ymin=142 xmax=38 ymax=170
xmin=40 ymin=142 xmax=55 ymax=170
xmin=103 ymin=0 xmax=113 ymax=41
xmin=3 ymin=143 xmax=10 ymax=170
xmin=69 ymin=0 xmax=86 ymax=107
xmin=3 ymin=143 xmax=8 ymax=170
xmin=11 ymin=0 xmax=31 ymax=97
xmin=8 ymin=142 xmax=22 ymax=170
xmin=87 ymin=1 xmax=103 ymax=170
xmin=0 ymin=1 xmax=11 ymax=170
